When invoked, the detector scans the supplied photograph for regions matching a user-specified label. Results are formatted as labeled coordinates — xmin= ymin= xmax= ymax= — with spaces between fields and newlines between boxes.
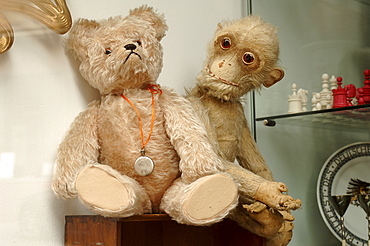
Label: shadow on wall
xmin=65 ymin=52 xmax=100 ymax=104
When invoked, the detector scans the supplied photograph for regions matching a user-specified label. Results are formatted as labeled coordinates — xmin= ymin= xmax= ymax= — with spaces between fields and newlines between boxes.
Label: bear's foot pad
xmin=76 ymin=165 xmax=129 ymax=211
xmin=183 ymin=174 xmax=237 ymax=222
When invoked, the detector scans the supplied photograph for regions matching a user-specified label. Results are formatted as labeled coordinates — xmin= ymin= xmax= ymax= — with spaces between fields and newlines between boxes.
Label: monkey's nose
xmin=124 ymin=43 xmax=137 ymax=51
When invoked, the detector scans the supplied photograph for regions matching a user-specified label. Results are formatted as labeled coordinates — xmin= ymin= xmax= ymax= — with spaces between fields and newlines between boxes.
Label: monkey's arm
xmin=236 ymin=121 xmax=274 ymax=181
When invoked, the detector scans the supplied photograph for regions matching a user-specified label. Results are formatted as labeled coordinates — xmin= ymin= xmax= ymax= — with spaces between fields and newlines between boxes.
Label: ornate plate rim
xmin=316 ymin=142 xmax=370 ymax=245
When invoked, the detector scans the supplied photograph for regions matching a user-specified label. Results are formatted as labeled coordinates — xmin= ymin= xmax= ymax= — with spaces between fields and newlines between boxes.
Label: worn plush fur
xmin=52 ymin=6 xmax=300 ymax=230
xmin=187 ymin=16 xmax=301 ymax=245
xmin=52 ymin=6 xmax=240 ymax=226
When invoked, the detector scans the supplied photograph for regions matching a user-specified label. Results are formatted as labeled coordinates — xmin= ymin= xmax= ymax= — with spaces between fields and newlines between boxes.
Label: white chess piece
xmin=319 ymin=73 xmax=331 ymax=109
xmin=315 ymin=93 xmax=322 ymax=110
xmin=326 ymin=94 xmax=332 ymax=109
xmin=329 ymin=75 xmax=337 ymax=107
xmin=312 ymin=92 xmax=318 ymax=111
xmin=288 ymin=83 xmax=302 ymax=113
xmin=330 ymin=75 xmax=337 ymax=91
xmin=298 ymin=88 xmax=308 ymax=111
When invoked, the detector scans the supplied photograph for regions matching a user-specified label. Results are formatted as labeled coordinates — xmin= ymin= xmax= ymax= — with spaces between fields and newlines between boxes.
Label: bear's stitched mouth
xmin=124 ymin=51 xmax=142 ymax=64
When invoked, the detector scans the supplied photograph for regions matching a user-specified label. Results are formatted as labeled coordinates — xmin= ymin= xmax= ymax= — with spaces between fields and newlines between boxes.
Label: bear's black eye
xmin=220 ymin=38 xmax=231 ymax=49
xmin=105 ymin=48 xmax=112 ymax=55
xmin=135 ymin=40 xmax=142 ymax=46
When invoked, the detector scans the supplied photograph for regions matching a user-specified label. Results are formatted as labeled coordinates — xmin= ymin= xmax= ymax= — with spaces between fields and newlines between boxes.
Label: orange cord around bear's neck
xmin=121 ymin=84 xmax=162 ymax=154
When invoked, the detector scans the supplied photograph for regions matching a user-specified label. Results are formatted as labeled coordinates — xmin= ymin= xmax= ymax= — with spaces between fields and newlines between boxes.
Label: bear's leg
xmin=76 ymin=163 xmax=151 ymax=217
xmin=161 ymin=173 xmax=238 ymax=226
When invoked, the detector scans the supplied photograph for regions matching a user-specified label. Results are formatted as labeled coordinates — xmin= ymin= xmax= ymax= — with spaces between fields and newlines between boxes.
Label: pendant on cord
xmin=121 ymin=84 xmax=162 ymax=177
xmin=134 ymin=148 xmax=154 ymax=176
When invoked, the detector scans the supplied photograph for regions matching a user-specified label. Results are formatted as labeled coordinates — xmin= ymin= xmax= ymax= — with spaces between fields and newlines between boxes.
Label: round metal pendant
xmin=134 ymin=156 xmax=154 ymax=176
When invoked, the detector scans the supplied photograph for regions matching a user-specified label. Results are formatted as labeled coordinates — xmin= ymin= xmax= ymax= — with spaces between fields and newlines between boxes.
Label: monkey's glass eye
xmin=105 ymin=48 xmax=112 ymax=55
xmin=220 ymin=38 xmax=231 ymax=49
xmin=243 ymin=52 xmax=255 ymax=64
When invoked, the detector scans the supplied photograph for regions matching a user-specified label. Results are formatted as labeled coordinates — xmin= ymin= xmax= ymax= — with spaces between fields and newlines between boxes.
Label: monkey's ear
xmin=263 ymin=68 xmax=285 ymax=88
xmin=216 ymin=22 xmax=223 ymax=31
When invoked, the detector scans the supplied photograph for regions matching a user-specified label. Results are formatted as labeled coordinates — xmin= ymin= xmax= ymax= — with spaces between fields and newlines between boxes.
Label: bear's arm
xmin=185 ymin=96 xmax=221 ymax=153
xmin=159 ymin=88 xmax=224 ymax=183
xmin=52 ymin=100 xmax=100 ymax=199
xmin=236 ymin=121 xmax=274 ymax=181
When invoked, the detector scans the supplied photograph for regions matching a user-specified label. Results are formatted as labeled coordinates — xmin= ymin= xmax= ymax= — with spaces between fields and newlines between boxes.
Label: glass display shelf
xmin=256 ymin=104 xmax=370 ymax=132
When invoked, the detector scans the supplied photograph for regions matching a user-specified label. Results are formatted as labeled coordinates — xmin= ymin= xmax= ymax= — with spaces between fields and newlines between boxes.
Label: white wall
xmin=0 ymin=1 xmax=242 ymax=245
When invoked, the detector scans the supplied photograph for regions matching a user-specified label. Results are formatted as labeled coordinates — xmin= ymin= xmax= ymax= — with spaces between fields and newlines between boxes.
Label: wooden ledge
xmin=65 ymin=214 xmax=265 ymax=246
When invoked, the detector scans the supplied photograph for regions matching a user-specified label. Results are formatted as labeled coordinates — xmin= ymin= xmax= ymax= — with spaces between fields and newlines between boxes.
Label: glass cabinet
xmin=250 ymin=1 xmax=370 ymax=245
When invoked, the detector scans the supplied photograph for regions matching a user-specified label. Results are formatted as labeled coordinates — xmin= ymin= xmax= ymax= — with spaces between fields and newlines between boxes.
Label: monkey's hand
xmin=243 ymin=201 xmax=267 ymax=213
xmin=254 ymin=181 xmax=301 ymax=211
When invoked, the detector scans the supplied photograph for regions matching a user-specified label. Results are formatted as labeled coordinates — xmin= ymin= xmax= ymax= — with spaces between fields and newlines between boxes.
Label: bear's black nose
xmin=124 ymin=44 xmax=137 ymax=51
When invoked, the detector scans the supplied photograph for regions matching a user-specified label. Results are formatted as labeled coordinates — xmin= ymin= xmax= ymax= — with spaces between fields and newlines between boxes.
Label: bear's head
xmin=65 ymin=6 xmax=168 ymax=95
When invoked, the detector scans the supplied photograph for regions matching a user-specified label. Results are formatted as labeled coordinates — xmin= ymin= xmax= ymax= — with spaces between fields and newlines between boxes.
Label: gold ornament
xmin=0 ymin=0 xmax=72 ymax=53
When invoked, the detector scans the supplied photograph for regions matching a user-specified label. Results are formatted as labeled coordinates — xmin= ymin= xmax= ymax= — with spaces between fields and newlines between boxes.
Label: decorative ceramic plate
xmin=317 ymin=142 xmax=370 ymax=245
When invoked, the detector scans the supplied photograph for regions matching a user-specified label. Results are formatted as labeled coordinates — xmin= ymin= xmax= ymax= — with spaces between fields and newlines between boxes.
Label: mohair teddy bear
xmin=186 ymin=16 xmax=301 ymax=244
xmin=52 ymin=6 xmax=299 ymax=229
xmin=52 ymin=6 xmax=239 ymax=226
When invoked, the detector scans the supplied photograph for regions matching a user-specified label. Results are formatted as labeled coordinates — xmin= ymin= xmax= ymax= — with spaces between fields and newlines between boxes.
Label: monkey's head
xmin=197 ymin=16 xmax=284 ymax=101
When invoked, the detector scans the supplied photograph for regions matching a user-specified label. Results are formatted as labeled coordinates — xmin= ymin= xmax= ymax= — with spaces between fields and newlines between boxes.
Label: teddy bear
xmin=52 ymin=6 xmax=240 ymax=226
xmin=52 ymin=6 xmax=300 ymax=229
xmin=186 ymin=16 xmax=301 ymax=245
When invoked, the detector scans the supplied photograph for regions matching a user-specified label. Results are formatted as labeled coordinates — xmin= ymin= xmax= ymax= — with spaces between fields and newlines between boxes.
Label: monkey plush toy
xmin=187 ymin=16 xmax=300 ymax=246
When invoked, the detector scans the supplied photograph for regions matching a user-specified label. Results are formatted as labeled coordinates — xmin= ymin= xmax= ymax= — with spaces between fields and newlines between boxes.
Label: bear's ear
xmin=129 ymin=5 xmax=168 ymax=41
xmin=64 ymin=18 xmax=101 ymax=61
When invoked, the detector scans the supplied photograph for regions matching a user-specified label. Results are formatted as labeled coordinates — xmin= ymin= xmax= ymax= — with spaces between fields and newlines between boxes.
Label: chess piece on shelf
xmin=357 ymin=88 xmax=365 ymax=105
xmin=332 ymin=77 xmax=356 ymax=108
xmin=298 ymin=88 xmax=308 ymax=111
xmin=332 ymin=77 xmax=347 ymax=108
xmin=357 ymin=69 xmax=370 ymax=104
xmin=319 ymin=73 xmax=332 ymax=109
xmin=326 ymin=93 xmax=333 ymax=109
xmin=345 ymin=84 xmax=356 ymax=106
xmin=330 ymin=75 xmax=337 ymax=91
xmin=312 ymin=92 xmax=322 ymax=111
xmin=311 ymin=93 xmax=317 ymax=111
xmin=288 ymin=83 xmax=307 ymax=113
xmin=288 ymin=84 xmax=301 ymax=113
xmin=329 ymin=75 xmax=337 ymax=107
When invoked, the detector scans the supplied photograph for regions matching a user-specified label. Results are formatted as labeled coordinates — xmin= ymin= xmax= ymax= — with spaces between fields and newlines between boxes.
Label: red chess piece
xmin=357 ymin=88 xmax=365 ymax=105
xmin=359 ymin=69 xmax=370 ymax=104
xmin=332 ymin=77 xmax=348 ymax=108
xmin=345 ymin=84 xmax=356 ymax=106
